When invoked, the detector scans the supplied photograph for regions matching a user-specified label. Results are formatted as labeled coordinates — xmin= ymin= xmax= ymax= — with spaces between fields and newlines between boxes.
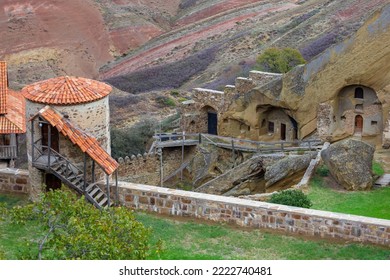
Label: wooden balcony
xmin=0 ymin=145 xmax=17 ymax=159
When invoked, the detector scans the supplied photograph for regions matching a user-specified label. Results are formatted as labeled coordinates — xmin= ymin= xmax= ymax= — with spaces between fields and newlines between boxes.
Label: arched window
xmin=354 ymin=87 xmax=364 ymax=99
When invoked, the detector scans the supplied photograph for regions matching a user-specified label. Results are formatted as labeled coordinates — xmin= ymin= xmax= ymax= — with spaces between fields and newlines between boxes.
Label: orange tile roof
xmin=22 ymin=76 xmax=112 ymax=105
xmin=0 ymin=61 xmax=8 ymax=114
xmin=0 ymin=90 xmax=26 ymax=134
xmin=37 ymin=106 xmax=118 ymax=175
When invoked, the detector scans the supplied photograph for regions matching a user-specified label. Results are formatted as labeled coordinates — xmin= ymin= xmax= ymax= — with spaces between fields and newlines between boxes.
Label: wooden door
xmin=41 ymin=123 xmax=59 ymax=152
xmin=355 ymin=115 xmax=363 ymax=133
xmin=207 ymin=112 xmax=218 ymax=135
xmin=281 ymin=123 xmax=286 ymax=140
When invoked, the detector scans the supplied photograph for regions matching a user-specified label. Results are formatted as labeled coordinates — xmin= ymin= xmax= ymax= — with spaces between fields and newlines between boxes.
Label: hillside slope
xmin=101 ymin=0 xmax=389 ymax=93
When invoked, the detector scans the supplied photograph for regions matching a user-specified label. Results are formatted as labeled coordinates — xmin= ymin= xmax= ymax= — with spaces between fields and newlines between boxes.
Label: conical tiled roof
xmin=22 ymin=76 xmax=112 ymax=105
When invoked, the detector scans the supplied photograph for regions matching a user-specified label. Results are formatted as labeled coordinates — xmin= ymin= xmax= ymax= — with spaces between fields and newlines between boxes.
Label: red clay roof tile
xmin=37 ymin=106 xmax=118 ymax=175
xmin=0 ymin=60 xmax=26 ymax=134
xmin=0 ymin=61 xmax=8 ymax=114
xmin=22 ymin=76 xmax=112 ymax=105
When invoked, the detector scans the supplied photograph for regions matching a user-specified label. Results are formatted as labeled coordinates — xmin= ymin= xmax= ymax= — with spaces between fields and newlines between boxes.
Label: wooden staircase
xmin=32 ymin=145 xmax=113 ymax=209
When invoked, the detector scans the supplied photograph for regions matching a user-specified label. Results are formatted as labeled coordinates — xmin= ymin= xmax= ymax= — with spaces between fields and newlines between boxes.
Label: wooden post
xmin=181 ymin=131 xmax=184 ymax=181
xmin=106 ymin=175 xmax=110 ymax=207
xmin=48 ymin=124 xmax=51 ymax=168
xmin=157 ymin=148 xmax=163 ymax=187
xmin=31 ymin=120 xmax=35 ymax=162
xmin=91 ymin=160 xmax=95 ymax=183
xmin=198 ymin=133 xmax=202 ymax=144
xmin=308 ymin=140 xmax=312 ymax=151
xmin=115 ymin=170 xmax=119 ymax=206
xmin=281 ymin=142 xmax=284 ymax=152
xmin=231 ymin=140 xmax=235 ymax=167
xmin=83 ymin=153 xmax=87 ymax=193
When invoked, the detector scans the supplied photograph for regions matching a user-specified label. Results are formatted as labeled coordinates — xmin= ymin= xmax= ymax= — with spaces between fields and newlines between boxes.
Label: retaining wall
xmin=0 ymin=168 xmax=29 ymax=194
xmin=119 ymin=182 xmax=390 ymax=247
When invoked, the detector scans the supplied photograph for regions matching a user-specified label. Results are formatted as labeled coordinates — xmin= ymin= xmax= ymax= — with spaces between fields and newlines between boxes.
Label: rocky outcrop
xmin=195 ymin=154 xmax=284 ymax=196
xmin=264 ymin=152 xmax=317 ymax=188
xmin=321 ymin=139 xmax=375 ymax=191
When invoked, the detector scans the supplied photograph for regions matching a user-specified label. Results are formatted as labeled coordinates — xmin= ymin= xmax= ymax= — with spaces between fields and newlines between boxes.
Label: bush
xmin=111 ymin=118 xmax=157 ymax=158
xmin=156 ymin=96 xmax=176 ymax=107
xmin=300 ymin=32 xmax=338 ymax=61
xmin=4 ymin=189 xmax=155 ymax=260
xmin=269 ymin=189 xmax=312 ymax=208
xmin=254 ymin=47 xmax=306 ymax=73
xmin=316 ymin=164 xmax=329 ymax=177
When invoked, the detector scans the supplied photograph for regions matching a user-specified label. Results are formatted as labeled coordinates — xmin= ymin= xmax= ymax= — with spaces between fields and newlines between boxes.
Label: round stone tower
xmin=22 ymin=76 xmax=114 ymax=199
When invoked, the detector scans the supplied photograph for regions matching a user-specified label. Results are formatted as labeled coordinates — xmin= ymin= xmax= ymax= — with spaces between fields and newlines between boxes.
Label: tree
xmin=3 ymin=189 xmax=159 ymax=260
xmin=255 ymin=47 xmax=306 ymax=73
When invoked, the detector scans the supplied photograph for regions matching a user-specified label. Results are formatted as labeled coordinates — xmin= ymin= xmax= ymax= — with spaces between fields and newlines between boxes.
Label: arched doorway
xmin=201 ymin=106 xmax=218 ymax=135
xmin=355 ymin=115 xmax=363 ymax=134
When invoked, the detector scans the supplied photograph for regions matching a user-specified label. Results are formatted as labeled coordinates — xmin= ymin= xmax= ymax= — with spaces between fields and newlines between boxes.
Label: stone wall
xmin=116 ymin=148 xmax=191 ymax=186
xmin=180 ymin=88 xmax=224 ymax=134
xmin=0 ymin=168 xmax=29 ymax=194
xmin=119 ymin=182 xmax=390 ymax=247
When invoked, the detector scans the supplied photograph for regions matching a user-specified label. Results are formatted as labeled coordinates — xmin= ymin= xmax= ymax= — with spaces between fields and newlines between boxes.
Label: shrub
xmin=300 ymin=32 xmax=338 ymax=61
xmin=111 ymin=118 xmax=157 ymax=158
xmin=156 ymin=96 xmax=176 ymax=107
xmin=4 ymin=189 xmax=155 ymax=260
xmin=254 ymin=48 xmax=306 ymax=73
xmin=269 ymin=189 xmax=312 ymax=208
xmin=316 ymin=164 xmax=329 ymax=177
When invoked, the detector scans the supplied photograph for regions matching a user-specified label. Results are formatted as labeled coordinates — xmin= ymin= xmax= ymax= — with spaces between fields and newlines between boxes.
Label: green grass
xmin=308 ymin=176 xmax=390 ymax=219
xmin=135 ymin=212 xmax=390 ymax=260
xmin=373 ymin=161 xmax=385 ymax=176
xmin=1 ymin=193 xmax=390 ymax=260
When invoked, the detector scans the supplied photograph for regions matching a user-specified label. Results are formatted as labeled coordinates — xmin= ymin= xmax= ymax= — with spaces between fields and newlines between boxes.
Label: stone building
xmin=318 ymin=85 xmax=383 ymax=143
xmin=0 ymin=61 xmax=26 ymax=164
xmin=22 ymin=76 xmax=119 ymax=207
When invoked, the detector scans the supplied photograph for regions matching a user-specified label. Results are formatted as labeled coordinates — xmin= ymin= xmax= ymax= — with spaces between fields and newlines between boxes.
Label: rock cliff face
xmin=219 ymin=4 xmax=390 ymax=147
xmin=321 ymin=139 xmax=375 ymax=191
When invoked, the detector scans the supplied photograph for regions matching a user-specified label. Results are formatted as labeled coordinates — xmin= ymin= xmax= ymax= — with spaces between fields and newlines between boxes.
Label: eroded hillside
xmin=1 ymin=0 xmax=388 ymax=127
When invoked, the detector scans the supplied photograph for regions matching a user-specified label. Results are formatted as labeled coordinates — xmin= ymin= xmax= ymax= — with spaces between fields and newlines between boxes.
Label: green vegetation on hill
xmin=255 ymin=47 xmax=306 ymax=73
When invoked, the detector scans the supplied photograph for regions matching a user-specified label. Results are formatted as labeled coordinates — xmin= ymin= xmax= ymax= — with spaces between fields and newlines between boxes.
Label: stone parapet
xmin=119 ymin=182 xmax=390 ymax=247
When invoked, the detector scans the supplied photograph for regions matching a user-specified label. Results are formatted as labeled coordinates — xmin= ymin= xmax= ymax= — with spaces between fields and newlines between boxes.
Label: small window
xmin=261 ymin=119 xmax=266 ymax=127
xmin=268 ymin=121 xmax=275 ymax=133
xmin=355 ymin=87 xmax=364 ymax=99
xmin=371 ymin=121 xmax=378 ymax=126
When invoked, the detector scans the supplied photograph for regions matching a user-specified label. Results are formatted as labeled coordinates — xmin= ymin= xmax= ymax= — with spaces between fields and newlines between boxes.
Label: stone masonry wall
xmin=116 ymin=148 xmax=188 ymax=186
xmin=119 ymin=182 xmax=390 ymax=247
xmin=0 ymin=168 xmax=29 ymax=194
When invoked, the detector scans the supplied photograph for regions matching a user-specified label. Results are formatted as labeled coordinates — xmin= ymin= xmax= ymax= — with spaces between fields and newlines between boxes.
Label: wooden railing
xmin=32 ymin=141 xmax=114 ymax=209
xmin=152 ymin=132 xmax=322 ymax=153
xmin=0 ymin=145 xmax=17 ymax=159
